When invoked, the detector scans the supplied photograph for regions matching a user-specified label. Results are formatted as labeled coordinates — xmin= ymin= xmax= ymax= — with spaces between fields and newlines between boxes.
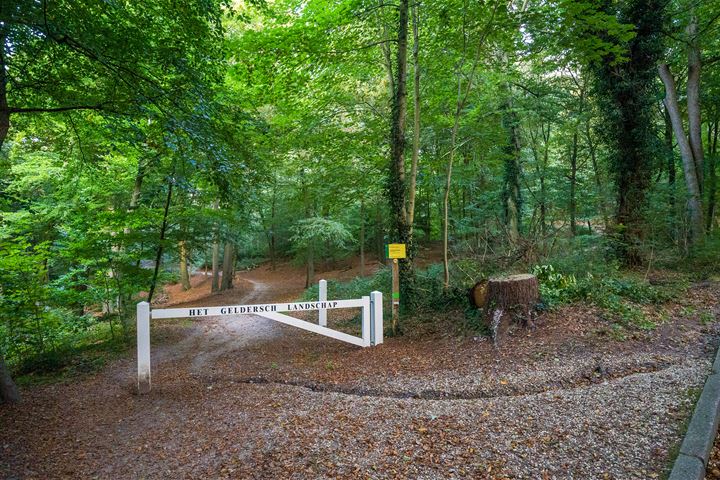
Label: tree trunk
xmin=442 ymin=101 xmax=460 ymax=288
xmin=467 ymin=280 xmax=488 ymax=308
xmin=376 ymin=0 xmax=395 ymax=98
xmin=359 ymin=200 xmax=365 ymax=276
xmin=128 ymin=160 xmax=145 ymax=217
xmin=220 ymin=242 xmax=234 ymax=291
xmin=211 ymin=200 xmax=220 ymax=292
xmin=0 ymin=31 xmax=10 ymax=152
xmin=375 ymin=204 xmax=385 ymax=262
xmin=659 ymin=63 xmax=704 ymax=243
xmin=485 ymin=274 xmax=539 ymax=346
xmin=569 ymin=130 xmax=578 ymax=236
xmin=0 ymin=355 xmax=19 ymax=404
xmin=305 ymin=244 xmax=314 ymax=289
xmin=179 ymin=240 xmax=191 ymax=291
xmin=389 ymin=0 xmax=409 ymax=230
xmin=531 ymin=124 xmax=551 ymax=235
xmin=707 ymin=120 xmax=718 ymax=232
xmin=585 ymin=122 xmax=609 ymax=232
xmin=388 ymin=0 xmax=414 ymax=328
xmin=147 ymin=177 xmax=174 ymax=303
xmin=270 ymin=186 xmax=277 ymax=270
xmin=425 ymin=186 xmax=432 ymax=242
xmin=502 ymin=101 xmax=522 ymax=244
xmin=442 ymin=19 xmax=484 ymax=288
xmin=686 ymin=13 xmax=703 ymax=192
xmin=664 ymin=105 xmax=676 ymax=210
xmin=407 ymin=2 xmax=421 ymax=230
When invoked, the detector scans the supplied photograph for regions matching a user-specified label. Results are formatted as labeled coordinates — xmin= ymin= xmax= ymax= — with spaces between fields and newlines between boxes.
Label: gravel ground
xmin=1 ymin=273 xmax=718 ymax=479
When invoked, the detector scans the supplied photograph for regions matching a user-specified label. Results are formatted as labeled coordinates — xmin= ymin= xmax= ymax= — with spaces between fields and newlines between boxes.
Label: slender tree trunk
xmin=179 ymin=240 xmax=191 ymax=291
xmin=270 ymin=186 xmax=277 ymax=270
xmin=586 ymin=123 xmax=608 ymax=232
xmin=442 ymin=19 xmax=485 ymax=288
xmin=664 ymin=105 xmax=676 ymax=210
xmin=305 ymin=245 xmax=314 ymax=288
xmin=127 ymin=160 xmax=145 ymax=218
xmin=530 ymin=124 xmax=550 ymax=235
xmin=707 ymin=120 xmax=718 ymax=232
xmin=147 ymin=177 xmax=174 ymax=303
xmin=220 ymin=242 xmax=234 ymax=291
xmin=502 ymin=100 xmax=522 ymax=244
xmin=389 ymin=0 xmax=409 ymax=231
xmin=375 ymin=204 xmax=384 ymax=261
xmin=659 ymin=63 xmax=704 ymax=243
xmin=388 ymin=0 xmax=413 ymax=331
xmin=686 ymin=13 xmax=703 ymax=191
xmin=0 ymin=31 xmax=10 ymax=152
xmin=569 ymin=130 xmax=578 ymax=236
xmin=114 ymin=157 xmax=148 ymax=315
xmin=360 ymin=200 xmax=365 ymax=276
xmin=443 ymin=104 xmax=461 ymax=288
xmin=0 ymin=355 xmax=19 ymax=404
xmin=425 ymin=187 xmax=431 ymax=242
xmin=211 ymin=200 xmax=220 ymax=292
xmin=376 ymin=0 xmax=395 ymax=98
xmin=407 ymin=2 xmax=421 ymax=230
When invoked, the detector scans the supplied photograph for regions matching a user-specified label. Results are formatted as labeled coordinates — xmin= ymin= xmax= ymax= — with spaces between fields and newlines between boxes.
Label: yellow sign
xmin=386 ymin=243 xmax=406 ymax=259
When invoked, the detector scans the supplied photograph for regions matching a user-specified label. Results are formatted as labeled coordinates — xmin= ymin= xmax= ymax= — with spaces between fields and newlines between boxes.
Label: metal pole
xmin=137 ymin=301 xmax=151 ymax=394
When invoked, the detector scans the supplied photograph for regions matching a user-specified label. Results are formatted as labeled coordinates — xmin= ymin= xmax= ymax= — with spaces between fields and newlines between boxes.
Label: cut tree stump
xmin=467 ymin=280 xmax=488 ymax=308
xmin=485 ymin=273 xmax=539 ymax=346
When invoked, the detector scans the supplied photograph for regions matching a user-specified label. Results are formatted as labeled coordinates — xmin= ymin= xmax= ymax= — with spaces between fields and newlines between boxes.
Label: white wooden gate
xmin=136 ymin=281 xmax=383 ymax=393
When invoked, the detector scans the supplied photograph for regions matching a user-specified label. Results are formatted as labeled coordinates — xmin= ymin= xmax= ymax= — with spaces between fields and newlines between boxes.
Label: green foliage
xmin=684 ymin=235 xmax=720 ymax=279
xmin=531 ymin=264 xmax=578 ymax=305
xmin=302 ymin=259 xmax=487 ymax=331
xmin=586 ymin=0 xmax=666 ymax=264
xmin=532 ymin=259 xmax=683 ymax=330
xmin=290 ymin=217 xmax=354 ymax=262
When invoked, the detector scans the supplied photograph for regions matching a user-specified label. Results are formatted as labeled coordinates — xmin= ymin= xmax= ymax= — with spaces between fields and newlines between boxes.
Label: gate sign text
xmin=152 ymin=299 xmax=359 ymax=320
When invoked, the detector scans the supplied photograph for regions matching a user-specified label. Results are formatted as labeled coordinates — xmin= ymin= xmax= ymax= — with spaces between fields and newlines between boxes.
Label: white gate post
xmin=318 ymin=279 xmax=327 ymax=327
xmin=361 ymin=296 xmax=371 ymax=347
xmin=137 ymin=301 xmax=151 ymax=394
xmin=370 ymin=291 xmax=383 ymax=346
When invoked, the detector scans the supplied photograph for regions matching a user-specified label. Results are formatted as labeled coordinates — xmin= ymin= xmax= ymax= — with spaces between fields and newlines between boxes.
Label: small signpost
xmin=386 ymin=243 xmax=406 ymax=331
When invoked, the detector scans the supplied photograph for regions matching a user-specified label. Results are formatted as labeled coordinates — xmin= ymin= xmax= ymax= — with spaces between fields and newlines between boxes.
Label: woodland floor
xmin=1 ymin=254 xmax=720 ymax=479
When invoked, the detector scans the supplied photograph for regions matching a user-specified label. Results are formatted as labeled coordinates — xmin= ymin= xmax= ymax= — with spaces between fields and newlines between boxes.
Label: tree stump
xmin=485 ymin=273 xmax=539 ymax=346
xmin=467 ymin=280 xmax=488 ymax=308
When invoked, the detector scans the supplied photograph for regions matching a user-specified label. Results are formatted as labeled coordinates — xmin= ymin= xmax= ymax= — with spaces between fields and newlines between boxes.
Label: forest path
xmin=152 ymin=278 xmax=282 ymax=373
xmin=1 ymin=262 xmax=718 ymax=479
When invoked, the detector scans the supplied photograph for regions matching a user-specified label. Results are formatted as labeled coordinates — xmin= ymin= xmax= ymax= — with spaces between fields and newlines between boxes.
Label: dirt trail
xmin=1 ymin=261 xmax=718 ymax=479
xmin=151 ymin=260 xmax=336 ymax=373
xmin=154 ymin=279 xmax=282 ymax=373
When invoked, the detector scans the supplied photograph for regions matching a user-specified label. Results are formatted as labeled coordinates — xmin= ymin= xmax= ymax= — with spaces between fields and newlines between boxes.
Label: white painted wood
xmin=370 ymin=291 xmax=383 ymax=345
xmin=258 ymin=311 xmax=367 ymax=347
xmin=361 ymin=296 xmax=371 ymax=347
xmin=318 ymin=279 xmax=327 ymax=327
xmin=136 ymin=301 xmax=151 ymax=394
xmin=151 ymin=298 xmax=365 ymax=319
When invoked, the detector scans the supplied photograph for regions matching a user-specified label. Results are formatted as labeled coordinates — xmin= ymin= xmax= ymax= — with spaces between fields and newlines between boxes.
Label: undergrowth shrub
xmin=531 ymin=262 xmax=684 ymax=330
